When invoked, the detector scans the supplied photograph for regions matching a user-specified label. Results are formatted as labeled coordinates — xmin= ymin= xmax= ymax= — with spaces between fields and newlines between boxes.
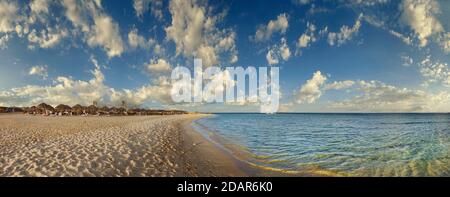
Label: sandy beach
xmin=0 ymin=114 xmax=247 ymax=177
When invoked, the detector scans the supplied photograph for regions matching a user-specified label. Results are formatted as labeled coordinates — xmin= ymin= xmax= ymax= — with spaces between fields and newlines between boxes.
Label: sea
xmin=192 ymin=113 xmax=450 ymax=176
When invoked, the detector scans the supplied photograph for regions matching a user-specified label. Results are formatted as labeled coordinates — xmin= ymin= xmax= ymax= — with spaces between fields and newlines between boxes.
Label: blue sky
xmin=0 ymin=0 xmax=449 ymax=112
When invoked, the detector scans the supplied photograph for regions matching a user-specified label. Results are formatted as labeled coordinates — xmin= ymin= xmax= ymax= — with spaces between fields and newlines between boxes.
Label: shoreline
xmin=184 ymin=115 xmax=347 ymax=177
xmin=179 ymin=115 xmax=250 ymax=176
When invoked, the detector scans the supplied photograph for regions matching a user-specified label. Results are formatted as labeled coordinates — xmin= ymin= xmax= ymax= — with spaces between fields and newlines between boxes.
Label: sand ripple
xmin=0 ymin=114 xmax=197 ymax=177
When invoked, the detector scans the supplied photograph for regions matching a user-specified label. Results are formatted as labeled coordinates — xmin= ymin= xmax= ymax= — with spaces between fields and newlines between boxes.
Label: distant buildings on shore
xmin=0 ymin=101 xmax=188 ymax=116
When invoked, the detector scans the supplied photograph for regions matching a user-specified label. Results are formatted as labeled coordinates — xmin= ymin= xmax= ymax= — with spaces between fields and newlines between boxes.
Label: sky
xmin=0 ymin=0 xmax=449 ymax=112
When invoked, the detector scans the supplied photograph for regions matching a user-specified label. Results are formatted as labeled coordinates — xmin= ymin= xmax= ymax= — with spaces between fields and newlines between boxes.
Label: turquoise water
xmin=193 ymin=113 xmax=450 ymax=176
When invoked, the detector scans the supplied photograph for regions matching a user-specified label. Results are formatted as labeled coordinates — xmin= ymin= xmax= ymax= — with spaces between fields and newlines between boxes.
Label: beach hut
xmin=0 ymin=107 xmax=6 ymax=113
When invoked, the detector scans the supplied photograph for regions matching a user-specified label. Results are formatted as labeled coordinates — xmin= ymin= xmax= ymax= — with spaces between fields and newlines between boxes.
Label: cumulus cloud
xmin=440 ymin=33 xmax=450 ymax=53
xmin=28 ymin=0 xmax=51 ymax=24
xmin=165 ymin=0 xmax=238 ymax=66
xmin=266 ymin=37 xmax=291 ymax=65
xmin=0 ymin=59 xmax=173 ymax=107
xmin=146 ymin=58 xmax=172 ymax=72
xmin=297 ymin=22 xmax=317 ymax=49
xmin=0 ymin=34 xmax=10 ymax=49
xmin=324 ymin=80 xmax=355 ymax=90
xmin=266 ymin=50 xmax=279 ymax=65
xmin=62 ymin=0 xmax=90 ymax=32
xmin=400 ymin=54 xmax=413 ymax=66
xmin=419 ymin=56 xmax=450 ymax=87
xmin=86 ymin=13 xmax=124 ymax=58
xmin=27 ymin=27 xmax=69 ymax=49
xmin=0 ymin=0 xmax=19 ymax=33
xmin=327 ymin=13 xmax=363 ymax=46
xmin=28 ymin=65 xmax=48 ymax=79
xmin=295 ymin=22 xmax=328 ymax=55
xmin=253 ymin=13 xmax=289 ymax=42
xmin=133 ymin=0 xmax=163 ymax=20
xmin=127 ymin=27 xmax=158 ymax=51
xmin=400 ymin=0 xmax=443 ymax=47
xmin=296 ymin=71 xmax=327 ymax=104
xmin=329 ymin=80 xmax=450 ymax=112
xmin=62 ymin=0 xmax=124 ymax=58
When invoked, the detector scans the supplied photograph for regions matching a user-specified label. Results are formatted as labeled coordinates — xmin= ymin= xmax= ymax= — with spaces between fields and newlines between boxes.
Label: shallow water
xmin=193 ymin=113 xmax=450 ymax=176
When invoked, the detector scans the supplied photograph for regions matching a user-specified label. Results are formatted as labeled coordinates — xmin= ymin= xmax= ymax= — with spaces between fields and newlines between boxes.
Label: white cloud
xmin=146 ymin=58 xmax=172 ymax=72
xmin=327 ymin=13 xmax=363 ymax=46
xmin=297 ymin=22 xmax=316 ymax=49
xmin=389 ymin=30 xmax=412 ymax=45
xmin=363 ymin=14 xmax=412 ymax=45
xmin=346 ymin=0 xmax=388 ymax=6
xmin=133 ymin=0 xmax=150 ymax=19
xmin=296 ymin=71 xmax=327 ymax=104
xmin=133 ymin=0 xmax=163 ymax=20
xmin=400 ymin=0 xmax=443 ymax=47
xmin=62 ymin=0 xmax=90 ymax=32
xmin=87 ymin=13 xmax=124 ymax=58
xmin=266 ymin=37 xmax=290 ymax=65
xmin=440 ymin=33 xmax=450 ymax=53
xmin=400 ymin=54 xmax=413 ymax=66
xmin=0 ymin=34 xmax=10 ymax=49
xmin=253 ymin=13 xmax=289 ymax=42
xmin=165 ymin=0 xmax=237 ymax=66
xmin=62 ymin=0 xmax=125 ymax=58
xmin=295 ymin=22 xmax=328 ymax=55
xmin=1 ymin=60 xmax=173 ymax=107
xmin=0 ymin=0 xmax=19 ymax=33
xmin=324 ymin=80 xmax=355 ymax=90
xmin=28 ymin=0 xmax=51 ymax=24
xmin=127 ymin=28 xmax=156 ymax=49
xmin=27 ymin=27 xmax=69 ymax=49
xmin=266 ymin=50 xmax=279 ymax=65
xmin=329 ymin=80 xmax=450 ymax=112
xmin=28 ymin=65 xmax=48 ymax=79
xmin=419 ymin=56 xmax=450 ymax=87
xmin=292 ymin=0 xmax=312 ymax=5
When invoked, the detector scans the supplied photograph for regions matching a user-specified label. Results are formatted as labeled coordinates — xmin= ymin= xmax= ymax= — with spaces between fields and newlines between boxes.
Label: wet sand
xmin=0 ymin=113 xmax=247 ymax=177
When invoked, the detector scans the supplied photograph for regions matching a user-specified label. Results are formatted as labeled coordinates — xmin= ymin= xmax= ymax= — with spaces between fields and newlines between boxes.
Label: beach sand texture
xmin=0 ymin=114 xmax=245 ymax=177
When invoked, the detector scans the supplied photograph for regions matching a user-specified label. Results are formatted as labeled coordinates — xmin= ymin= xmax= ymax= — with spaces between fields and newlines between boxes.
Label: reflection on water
xmin=194 ymin=113 xmax=450 ymax=176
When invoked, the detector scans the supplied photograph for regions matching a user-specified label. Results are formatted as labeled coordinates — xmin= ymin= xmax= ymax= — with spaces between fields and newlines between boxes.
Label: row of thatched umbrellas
xmin=22 ymin=103 xmax=187 ymax=116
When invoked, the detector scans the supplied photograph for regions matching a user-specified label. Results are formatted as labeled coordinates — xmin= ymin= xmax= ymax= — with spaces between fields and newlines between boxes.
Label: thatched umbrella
xmin=29 ymin=106 xmax=38 ymax=114
xmin=127 ymin=108 xmax=137 ymax=116
xmin=37 ymin=103 xmax=54 ymax=115
xmin=118 ymin=107 xmax=127 ymax=115
xmin=55 ymin=104 xmax=72 ymax=115
xmin=98 ymin=106 xmax=110 ymax=115
xmin=87 ymin=105 xmax=98 ymax=115
xmin=109 ymin=107 xmax=119 ymax=115
xmin=72 ymin=104 xmax=84 ymax=115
